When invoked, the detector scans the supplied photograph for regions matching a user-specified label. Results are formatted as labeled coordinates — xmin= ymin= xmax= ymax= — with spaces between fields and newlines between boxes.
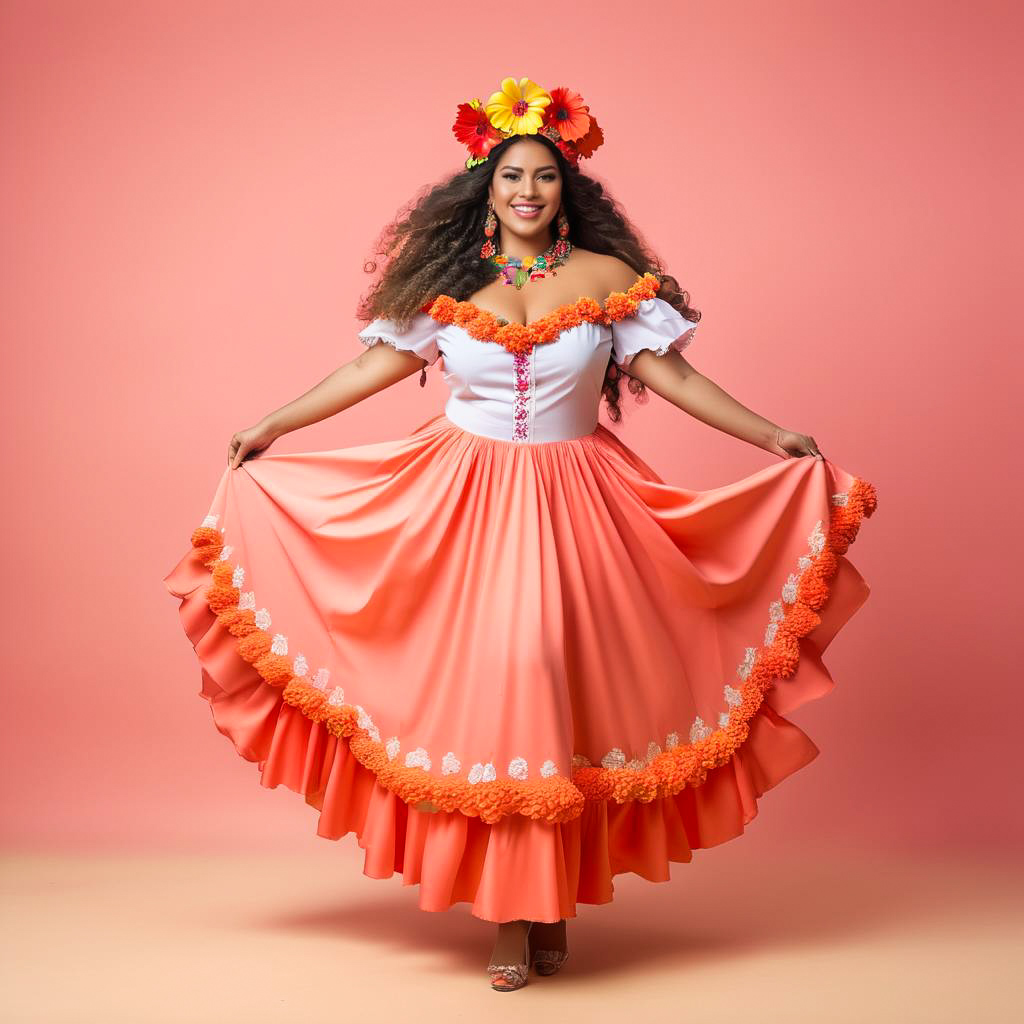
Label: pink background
xmin=1 ymin=0 xmax=1019 ymax=862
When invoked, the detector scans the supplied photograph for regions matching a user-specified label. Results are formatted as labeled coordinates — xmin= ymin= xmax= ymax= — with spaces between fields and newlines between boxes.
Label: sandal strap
xmin=487 ymin=962 xmax=528 ymax=985
xmin=533 ymin=948 xmax=569 ymax=964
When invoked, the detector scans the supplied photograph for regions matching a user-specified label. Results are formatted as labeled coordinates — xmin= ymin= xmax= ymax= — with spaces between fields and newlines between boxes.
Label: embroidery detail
xmin=508 ymin=756 xmax=529 ymax=780
xmin=405 ymin=746 xmax=431 ymax=771
xmin=689 ymin=716 xmax=712 ymax=743
xmin=185 ymin=475 xmax=875 ymax=822
xmin=423 ymin=272 xmax=661 ymax=355
xmin=601 ymin=747 xmax=626 ymax=770
xmin=468 ymin=761 xmax=497 ymax=785
xmin=512 ymin=348 xmax=534 ymax=441
xmin=594 ymin=506 xmax=868 ymax=789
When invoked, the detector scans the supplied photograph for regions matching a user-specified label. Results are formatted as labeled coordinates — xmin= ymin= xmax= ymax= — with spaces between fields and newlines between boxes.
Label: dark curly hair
xmin=356 ymin=133 xmax=700 ymax=422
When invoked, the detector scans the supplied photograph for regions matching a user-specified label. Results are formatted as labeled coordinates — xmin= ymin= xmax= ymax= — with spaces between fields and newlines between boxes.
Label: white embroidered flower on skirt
xmin=508 ymin=756 xmax=529 ymax=780
xmin=404 ymin=746 xmax=431 ymax=771
xmin=689 ymin=716 xmax=712 ymax=743
xmin=601 ymin=747 xmax=626 ymax=770
xmin=467 ymin=762 xmax=496 ymax=784
xmin=737 ymin=646 xmax=757 ymax=680
xmin=808 ymin=520 xmax=825 ymax=556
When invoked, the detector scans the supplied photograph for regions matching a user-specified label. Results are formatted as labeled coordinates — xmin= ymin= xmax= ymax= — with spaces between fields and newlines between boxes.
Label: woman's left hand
xmin=768 ymin=428 xmax=824 ymax=461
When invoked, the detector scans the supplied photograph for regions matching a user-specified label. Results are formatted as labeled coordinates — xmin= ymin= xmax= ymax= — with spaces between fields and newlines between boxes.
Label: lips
xmin=511 ymin=204 xmax=544 ymax=218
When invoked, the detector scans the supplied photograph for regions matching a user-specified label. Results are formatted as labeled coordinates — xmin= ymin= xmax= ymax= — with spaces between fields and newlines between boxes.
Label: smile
xmin=510 ymin=204 xmax=544 ymax=219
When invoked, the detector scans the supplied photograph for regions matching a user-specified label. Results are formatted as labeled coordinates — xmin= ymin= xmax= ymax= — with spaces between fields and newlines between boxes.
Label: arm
xmin=227 ymin=344 xmax=427 ymax=469
xmin=598 ymin=256 xmax=822 ymax=460
xmin=624 ymin=349 xmax=824 ymax=460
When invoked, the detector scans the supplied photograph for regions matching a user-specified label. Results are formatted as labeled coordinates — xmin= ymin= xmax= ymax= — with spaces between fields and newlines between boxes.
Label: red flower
xmin=451 ymin=102 xmax=502 ymax=158
xmin=544 ymin=87 xmax=591 ymax=142
xmin=555 ymin=139 xmax=580 ymax=166
xmin=573 ymin=115 xmax=604 ymax=159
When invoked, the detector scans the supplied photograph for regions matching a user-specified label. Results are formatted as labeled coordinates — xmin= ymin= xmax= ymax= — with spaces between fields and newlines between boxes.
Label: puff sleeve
xmin=610 ymin=296 xmax=699 ymax=371
xmin=357 ymin=312 xmax=441 ymax=366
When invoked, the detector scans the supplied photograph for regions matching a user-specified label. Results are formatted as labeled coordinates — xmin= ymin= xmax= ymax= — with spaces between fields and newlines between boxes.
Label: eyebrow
xmin=500 ymin=165 xmax=558 ymax=173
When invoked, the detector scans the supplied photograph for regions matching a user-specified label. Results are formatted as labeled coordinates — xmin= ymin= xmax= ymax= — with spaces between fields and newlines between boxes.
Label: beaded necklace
xmin=488 ymin=237 xmax=573 ymax=289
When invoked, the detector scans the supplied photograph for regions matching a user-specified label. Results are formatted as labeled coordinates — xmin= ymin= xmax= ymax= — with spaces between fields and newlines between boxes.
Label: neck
xmin=498 ymin=230 xmax=553 ymax=263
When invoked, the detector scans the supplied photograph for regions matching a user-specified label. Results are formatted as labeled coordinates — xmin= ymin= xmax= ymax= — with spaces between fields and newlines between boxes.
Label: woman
xmin=163 ymin=77 xmax=877 ymax=992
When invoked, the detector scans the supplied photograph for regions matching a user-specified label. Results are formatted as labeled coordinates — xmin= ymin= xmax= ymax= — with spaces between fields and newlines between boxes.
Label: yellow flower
xmin=485 ymin=77 xmax=551 ymax=136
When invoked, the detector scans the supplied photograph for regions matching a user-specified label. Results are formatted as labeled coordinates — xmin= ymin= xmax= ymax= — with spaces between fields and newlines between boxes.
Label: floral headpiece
xmin=451 ymin=76 xmax=604 ymax=171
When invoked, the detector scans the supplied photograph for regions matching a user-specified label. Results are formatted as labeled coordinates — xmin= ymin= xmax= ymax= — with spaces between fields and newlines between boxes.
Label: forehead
xmin=494 ymin=139 xmax=559 ymax=172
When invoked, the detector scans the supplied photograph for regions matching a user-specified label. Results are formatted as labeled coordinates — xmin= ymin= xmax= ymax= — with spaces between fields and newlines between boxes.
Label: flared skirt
xmin=162 ymin=412 xmax=877 ymax=922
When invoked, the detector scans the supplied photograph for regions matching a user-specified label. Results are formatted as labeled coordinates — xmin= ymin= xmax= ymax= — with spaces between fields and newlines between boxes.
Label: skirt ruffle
xmin=163 ymin=412 xmax=876 ymax=922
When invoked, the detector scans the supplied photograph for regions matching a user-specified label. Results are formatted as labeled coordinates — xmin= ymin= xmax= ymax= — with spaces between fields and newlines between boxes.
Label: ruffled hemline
xmin=164 ymin=475 xmax=876 ymax=921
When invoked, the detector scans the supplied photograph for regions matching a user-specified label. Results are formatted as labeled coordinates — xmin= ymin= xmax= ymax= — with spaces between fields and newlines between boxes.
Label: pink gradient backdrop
xmin=1 ymin=0 xmax=1019 ymax=857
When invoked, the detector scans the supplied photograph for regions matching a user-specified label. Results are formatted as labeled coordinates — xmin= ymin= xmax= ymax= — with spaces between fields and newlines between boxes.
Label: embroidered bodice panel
xmin=358 ymin=278 xmax=699 ymax=443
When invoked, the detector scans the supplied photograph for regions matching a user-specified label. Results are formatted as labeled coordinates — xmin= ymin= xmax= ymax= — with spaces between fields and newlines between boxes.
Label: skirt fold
xmin=163 ymin=412 xmax=876 ymax=921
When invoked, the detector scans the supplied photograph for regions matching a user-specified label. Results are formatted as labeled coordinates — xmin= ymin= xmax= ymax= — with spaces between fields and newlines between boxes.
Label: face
xmin=487 ymin=139 xmax=563 ymax=246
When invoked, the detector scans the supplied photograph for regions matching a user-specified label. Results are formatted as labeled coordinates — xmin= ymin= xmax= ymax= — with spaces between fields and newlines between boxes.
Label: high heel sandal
xmin=487 ymin=921 xmax=533 ymax=992
xmin=530 ymin=919 xmax=569 ymax=976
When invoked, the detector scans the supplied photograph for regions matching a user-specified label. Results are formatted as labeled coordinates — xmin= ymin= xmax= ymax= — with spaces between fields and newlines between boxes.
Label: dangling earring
xmin=480 ymin=199 xmax=497 ymax=260
xmin=557 ymin=208 xmax=569 ymax=239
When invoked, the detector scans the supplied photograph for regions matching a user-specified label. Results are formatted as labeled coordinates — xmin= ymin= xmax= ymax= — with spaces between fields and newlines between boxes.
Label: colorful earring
xmin=557 ymin=208 xmax=569 ymax=239
xmin=480 ymin=200 xmax=497 ymax=260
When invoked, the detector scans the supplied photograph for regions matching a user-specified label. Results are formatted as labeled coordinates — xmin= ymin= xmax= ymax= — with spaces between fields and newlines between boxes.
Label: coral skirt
xmin=162 ymin=412 xmax=877 ymax=923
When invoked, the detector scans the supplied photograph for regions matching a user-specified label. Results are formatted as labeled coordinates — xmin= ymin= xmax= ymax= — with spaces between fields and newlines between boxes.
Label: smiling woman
xmin=163 ymin=73 xmax=878 ymax=992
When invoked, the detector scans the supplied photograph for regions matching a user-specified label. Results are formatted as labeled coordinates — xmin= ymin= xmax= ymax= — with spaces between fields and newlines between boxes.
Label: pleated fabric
xmin=163 ymin=412 xmax=876 ymax=922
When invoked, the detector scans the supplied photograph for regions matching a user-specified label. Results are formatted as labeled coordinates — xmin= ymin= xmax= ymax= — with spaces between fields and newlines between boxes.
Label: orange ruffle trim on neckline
xmin=184 ymin=475 xmax=877 ymax=825
xmin=421 ymin=272 xmax=661 ymax=355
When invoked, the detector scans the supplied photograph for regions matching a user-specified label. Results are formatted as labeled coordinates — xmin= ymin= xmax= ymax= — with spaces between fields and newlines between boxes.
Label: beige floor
xmin=1 ymin=842 xmax=1020 ymax=1023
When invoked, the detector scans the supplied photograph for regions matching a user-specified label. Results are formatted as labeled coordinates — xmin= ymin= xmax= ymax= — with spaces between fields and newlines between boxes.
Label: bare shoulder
xmin=571 ymin=249 xmax=644 ymax=293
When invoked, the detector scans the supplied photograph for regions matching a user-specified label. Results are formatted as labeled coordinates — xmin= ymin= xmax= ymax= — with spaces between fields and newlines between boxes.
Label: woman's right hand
xmin=227 ymin=420 xmax=280 ymax=469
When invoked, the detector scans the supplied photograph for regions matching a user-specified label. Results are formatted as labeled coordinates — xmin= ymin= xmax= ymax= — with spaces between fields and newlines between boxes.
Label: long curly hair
xmin=356 ymin=133 xmax=700 ymax=422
